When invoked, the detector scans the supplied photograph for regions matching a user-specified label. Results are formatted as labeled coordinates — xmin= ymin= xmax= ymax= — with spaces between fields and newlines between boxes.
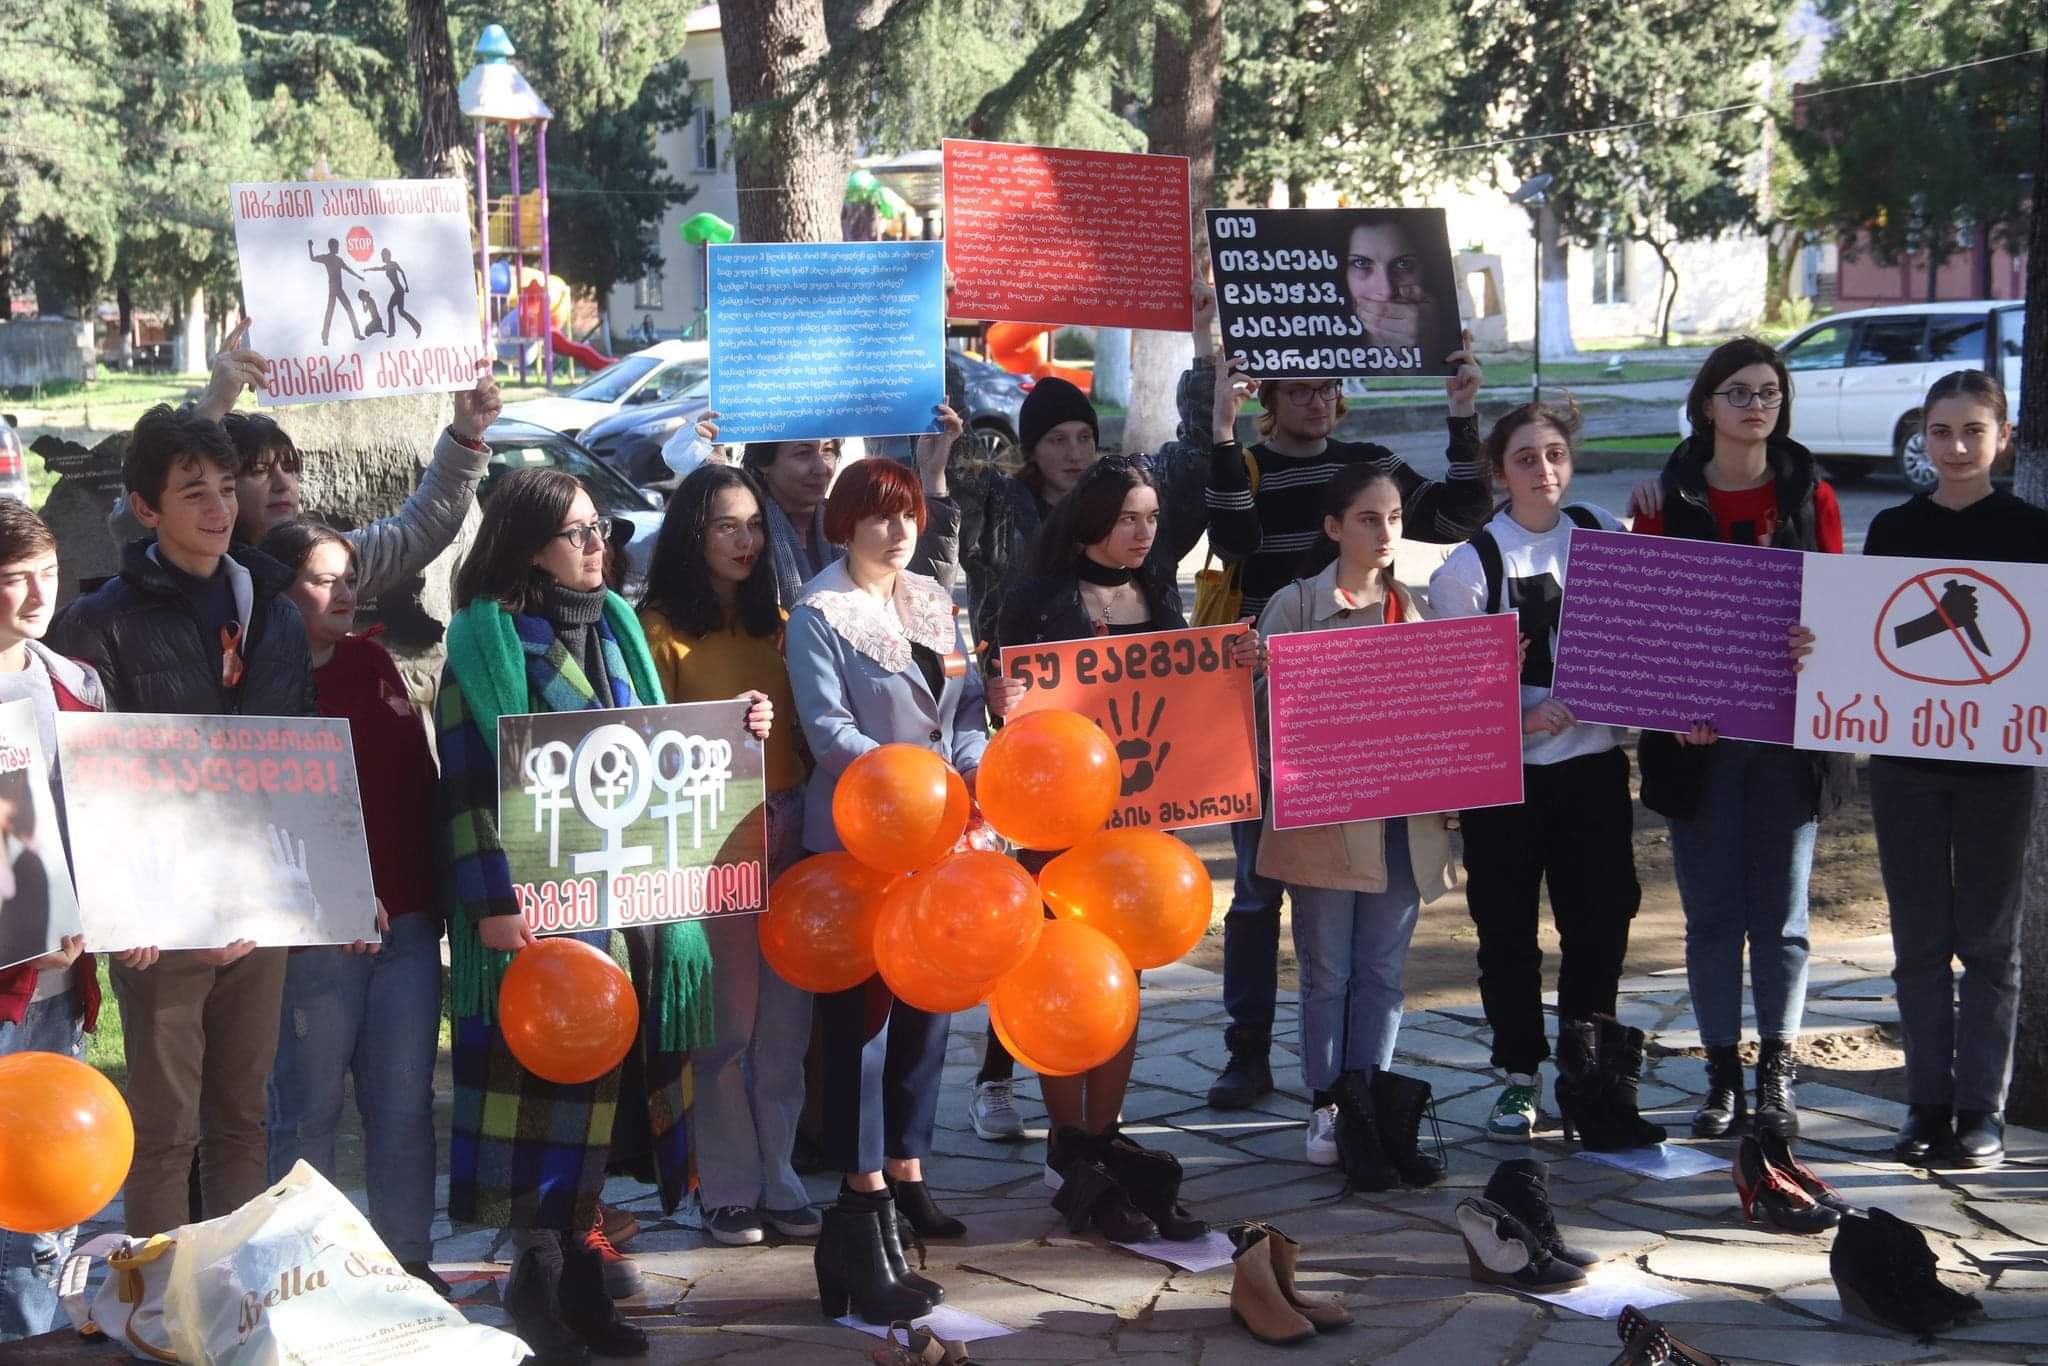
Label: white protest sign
xmin=229 ymin=179 xmax=488 ymax=406
xmin=1797 ymin=553 xmax=2048 ymax=765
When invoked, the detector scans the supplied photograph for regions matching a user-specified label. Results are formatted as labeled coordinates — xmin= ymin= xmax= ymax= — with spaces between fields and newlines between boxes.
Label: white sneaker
xmin=969 ymin=1078 xmax=1025 ymax=1141
xmin=1305 ymin=1104 xmax=1340 ymax=1166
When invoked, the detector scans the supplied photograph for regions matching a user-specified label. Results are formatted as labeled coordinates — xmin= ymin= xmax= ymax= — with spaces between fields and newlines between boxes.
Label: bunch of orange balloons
xmin=758 ymin=713 xmax=1213 ymax=1077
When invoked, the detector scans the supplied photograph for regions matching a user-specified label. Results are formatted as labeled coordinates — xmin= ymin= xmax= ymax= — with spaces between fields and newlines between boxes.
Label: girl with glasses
xmin=1626 ymin=337 xmax=1844 ymax=1143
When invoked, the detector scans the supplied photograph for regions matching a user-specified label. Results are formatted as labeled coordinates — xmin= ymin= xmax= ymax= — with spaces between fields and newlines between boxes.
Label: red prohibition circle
xmin=1872 ymin=567 xmax=2030 ymax=686
xmin=344 ymin=226 xmax=375 ymax=262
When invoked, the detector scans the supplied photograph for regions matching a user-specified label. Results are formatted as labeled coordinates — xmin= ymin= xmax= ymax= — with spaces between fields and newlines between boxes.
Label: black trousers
xmin=817 ymin=975 xmax=949 ymax=1174
xmin=1461 ymin=745 xmax=1641 ymax=1074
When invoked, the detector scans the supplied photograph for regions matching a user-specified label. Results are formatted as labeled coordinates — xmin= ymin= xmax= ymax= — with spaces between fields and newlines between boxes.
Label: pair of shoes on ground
xmin=1832 ymin=1205 xmax=1984 ymax=1335
xmin=1692 ymin=1040 xmax=1799 ymax=1138
xmin=502 ymin=1226 xmax=649 ymax=1364
xmin=1313 ymin=1067 xmax=1445 ymax=1191
xmin=1227 ymin=1222 xmax=1351 ymax=1345
xmin=1047 ymin=1124 xmax=1207 ymax=1242
xmin=1556 ymin=1016 xmax=1668 ymax=1151
xmin=816 ymin=1187 xmax=949 ymax=1325
xmin=1895 ymin=1104 xmax=2006 ymax=1167
xmin=1457 ymin=1157 xmax=1601 ymax=1293
xmin=1733 ymin=1131 xmax=1847 ymax=1233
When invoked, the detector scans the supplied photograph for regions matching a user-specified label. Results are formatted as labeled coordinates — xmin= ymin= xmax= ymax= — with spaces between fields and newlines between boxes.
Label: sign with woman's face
xmin=1205 ymin=207 xmax=1461 ymax=380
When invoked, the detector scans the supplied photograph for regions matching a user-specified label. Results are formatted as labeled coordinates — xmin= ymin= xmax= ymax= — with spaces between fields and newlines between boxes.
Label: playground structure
xmin=985 ymin=321 xmax=1092 ymax=392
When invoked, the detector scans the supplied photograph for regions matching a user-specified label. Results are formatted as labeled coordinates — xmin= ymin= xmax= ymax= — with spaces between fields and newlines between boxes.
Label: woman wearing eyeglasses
xmin=1626 ymin=337 xmax=1846 ymax=1143
xmin=436 ymin=466 xmax=712 ymax=1363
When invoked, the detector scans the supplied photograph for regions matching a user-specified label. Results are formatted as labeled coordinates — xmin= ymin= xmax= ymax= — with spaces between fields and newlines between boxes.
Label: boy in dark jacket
xmin=48 ymin=405 xmax=316 ymax=1237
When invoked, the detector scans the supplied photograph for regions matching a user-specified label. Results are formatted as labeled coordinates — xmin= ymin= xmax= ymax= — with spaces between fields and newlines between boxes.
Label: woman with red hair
xmin=784 ymin=459 xmax=988 ymax=1323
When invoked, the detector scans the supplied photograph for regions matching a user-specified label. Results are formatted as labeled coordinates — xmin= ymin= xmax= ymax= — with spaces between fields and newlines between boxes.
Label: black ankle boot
xmin=1482 ymin=1158 xmax=1598 ymax=1268
xmin=1208 ymin=1026 xmax=1273 ymax=1110
xmin=814 ymin=1202 xmax=938 ymax=1324
xmin=558 ymin=1230 xmax=647 ymax=1357
xmin=839 ymin=1185 xmax=944 ymax=1302
xmin=1555 ymin=1018 xmax=1657 ymax=1151
xmin=1693 ymin=1044 xmax=1746 ymax=1137
xmin=1893 ymin=1103 xmax=1953 ymax=1165
xmin=1455 ymin=1196 xmax=1588 ymax=1291
xmin=1050 ymin=1155 xmax=1156 ymax=1242
xmin=1952 ymin=1110 xmax=2005 ymax=1168
xmin=884 ymin=1174 xmax=965 ymax=1239
xmin=1831 ymin=1207 xmax=1982 ymax=1334
xmin=502 ymin=1232 xmax=591 ymax=1366
xmin=1371 ymin=1068 xmax=1445 ymax=1186
xmin=1101 ymin=1129 xmax=1208 ymax=1240
xmin=1595 ymin=1017 xmax=1669 ymax=1148
xmin=1754 ymin=1039 xmax=1799 ymax=1138
xmin=1328 ymin=1070 xmax=1399 ymax=1192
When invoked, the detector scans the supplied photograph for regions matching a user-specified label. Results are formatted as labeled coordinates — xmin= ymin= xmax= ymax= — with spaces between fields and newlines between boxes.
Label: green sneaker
xmin=1488 ymin=1075 xmax=1541 ymax=1138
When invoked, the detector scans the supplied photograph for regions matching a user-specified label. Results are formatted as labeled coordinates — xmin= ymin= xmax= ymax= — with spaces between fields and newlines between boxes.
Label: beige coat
xmin=1252 ymin=562 xmax=1459 ymax=902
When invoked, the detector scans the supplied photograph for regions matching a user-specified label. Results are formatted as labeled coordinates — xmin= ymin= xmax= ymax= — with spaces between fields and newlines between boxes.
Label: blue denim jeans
xmin=1287 ymin=820 xmax=1420 ymax=1092
xmin=0 ymin=988 xmax=85 ymax=1341
xmin=1223 ymin=811 xmax=1286 ymax=1038
xmin=264 ymin=912 xmax=443 ymax=1261
xmin=1667 ymin=740 xmax=1817 ymax=1048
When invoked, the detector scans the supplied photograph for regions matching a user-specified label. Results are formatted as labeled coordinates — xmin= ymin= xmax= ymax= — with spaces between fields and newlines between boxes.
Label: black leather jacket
xmin=996 ymin=567 xmax=1188 ymax=651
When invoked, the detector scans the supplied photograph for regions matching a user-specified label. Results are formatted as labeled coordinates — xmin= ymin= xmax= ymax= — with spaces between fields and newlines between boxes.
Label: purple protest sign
xmin=1550 ymin=528 xmax=1805 ymax=744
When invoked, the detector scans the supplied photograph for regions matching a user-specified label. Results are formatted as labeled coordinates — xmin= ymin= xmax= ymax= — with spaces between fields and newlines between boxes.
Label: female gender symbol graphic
xmin=570 ymin=724 xmax=655 ymax=916
xmin=522 ymin=741 xmax=574 ymax=866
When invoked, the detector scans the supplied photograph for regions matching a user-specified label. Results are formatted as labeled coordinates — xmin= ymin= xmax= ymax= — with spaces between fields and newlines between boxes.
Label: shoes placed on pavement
xmin=1733 ymin=1135 xmax=1838 ymax=1233
xmin=1455 ymin=1196 xmax=1588 ymax=1292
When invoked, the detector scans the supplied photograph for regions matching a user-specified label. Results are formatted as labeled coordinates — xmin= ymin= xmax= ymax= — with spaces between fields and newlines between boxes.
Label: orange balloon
xmin=499 ymin=938 xmax=641 ymax=1084
xmin=0 ymin=1053 xmax=133 ymax=1234
xmin=976 ymin=710 xmax=1120 ymax=849
xmin=900 ymin=768 xmax=972 ymax=871
xmin=987 ymin=920 xmax=1138 ymax=1077
xmin=873 ymin=876 xmax=995 ymax=1013
xmin=759 ymin=853 xmax=895 ymax=992
xmin=833 ymin=744 xmax=954 ymax=873
xmin=1040 ymin=829 xmax=1213 ymax=969
xmin=909 ymin=851 xmax=1045 ymax=981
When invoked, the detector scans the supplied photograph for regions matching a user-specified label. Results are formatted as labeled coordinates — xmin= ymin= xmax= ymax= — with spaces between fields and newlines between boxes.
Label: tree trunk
xmin=2004 ymin=51 xmax=2048 ymax=1126
xmin=407 ymin=0 xmax=468 ymax=180
xmin=1765 ymin=227 xmax=1803 ymax=323
xmin=1644 ymin=238 xmax=1679 ymax=348
xmin=115 ymin=280 xmax=135 ymax=365
xmin=1094 ymin=328 xmax=1132 ymax=408
xmin=722 ymin=0 xmax=851 ymax=244
xmin=1537 ymin=202 xmax=1577 ymax=361
xmin=0 ymin=223 xmax=11 ymax=322
xmin=1126 ymin=0 xmax=1221 ymax=457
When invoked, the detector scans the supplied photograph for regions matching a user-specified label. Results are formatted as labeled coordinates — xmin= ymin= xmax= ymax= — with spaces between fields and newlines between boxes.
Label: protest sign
xmin=1267 ymin=615 xmax=1522 ymax=829
xmin=497 ymin=701 xmax=768 ymax=934
xmin=1798 ymin=553 xmax=2048 ymax=766
xmin=229 ymin=179 xmax=488 ymax=406
xmin=56 ymin=714 xmax=376 ymax=949
xmin=0 ymin=701 xmax=83 ymax=972
xmin=1000 ymin=625 xmax=1259 ymax=831
xmin=708 ymin=240 xmax=947 ymax=445
xmin=943 ymin=139 xmax=1193 ymax=332
xmin=1204 ymin=207 xmax=1460 ymax=379
xmin=1550 ymin=530 xmax=1804 ymax=744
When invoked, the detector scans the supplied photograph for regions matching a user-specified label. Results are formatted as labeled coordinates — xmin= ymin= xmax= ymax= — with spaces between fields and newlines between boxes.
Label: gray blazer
xmin=786 ymin=560 xmax=989 ymax=854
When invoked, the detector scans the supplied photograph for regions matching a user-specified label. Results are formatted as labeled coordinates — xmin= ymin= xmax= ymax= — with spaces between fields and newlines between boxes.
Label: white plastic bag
xmin=159 ymin=1160 xmax=529 ymax=1364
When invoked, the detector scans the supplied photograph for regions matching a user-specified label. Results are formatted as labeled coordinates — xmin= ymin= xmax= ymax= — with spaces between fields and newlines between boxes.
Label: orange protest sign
xmin=1000 ymin=624 xmax=1261 ymax=831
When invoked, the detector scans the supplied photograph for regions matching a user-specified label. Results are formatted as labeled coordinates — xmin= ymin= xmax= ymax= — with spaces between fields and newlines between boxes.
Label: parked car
xmin=577 ymin=375 xmax=714 ymax=491
xmin=482 ymin=418 xmax=666 ymax=599
xmin=867 ymin=350 xmax=1032 ymax=468
xmin=0 ymin=416 xmax=29 ymax=505
xmin=501 ymin=339 xmax=709 ymax=438
xmin=1676 ymin=301 xmax=2025 ymax=492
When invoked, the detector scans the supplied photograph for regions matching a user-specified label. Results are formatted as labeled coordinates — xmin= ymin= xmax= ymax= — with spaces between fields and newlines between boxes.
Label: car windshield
xmin=484 ymin=428 xmax=651 ymax=514
xmin=565 ymin=356 xmax=659 ymax=403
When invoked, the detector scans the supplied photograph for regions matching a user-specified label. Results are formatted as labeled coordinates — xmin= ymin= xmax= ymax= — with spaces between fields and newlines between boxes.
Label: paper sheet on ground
xmin=1518 ymin=1266 xmax=1687 ymax=1319
xmin=837 ymin=1306 xmax=1012 ymax=1343
xmin=1575 ymin=1144 xmax=1729 ymax=1180
xmin=1112 ymin=1228 xmax=1237 ymax=1273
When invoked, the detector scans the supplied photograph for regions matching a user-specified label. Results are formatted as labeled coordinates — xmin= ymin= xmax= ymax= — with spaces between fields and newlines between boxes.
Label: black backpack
xmin=1468 ymin=505 xmax=1603 ymax=613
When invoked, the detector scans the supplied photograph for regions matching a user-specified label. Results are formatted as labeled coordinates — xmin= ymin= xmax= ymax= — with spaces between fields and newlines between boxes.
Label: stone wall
xmin=0 ymin=320 xmax=96 ymax=388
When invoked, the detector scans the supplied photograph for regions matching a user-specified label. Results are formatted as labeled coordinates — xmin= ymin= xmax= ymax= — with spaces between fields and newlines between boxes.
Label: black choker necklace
xmin=1077 ymin=558 xmax=1134 ymax=587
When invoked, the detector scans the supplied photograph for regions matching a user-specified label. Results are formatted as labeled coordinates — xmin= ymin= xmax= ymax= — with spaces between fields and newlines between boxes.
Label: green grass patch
xmin=1583 ymin=433 xmax=1680 ymax=453
xmin=3 ymin=373 xmax=206 ymax=433
xmin=84 ymin=957 xmax=125 ymax=1089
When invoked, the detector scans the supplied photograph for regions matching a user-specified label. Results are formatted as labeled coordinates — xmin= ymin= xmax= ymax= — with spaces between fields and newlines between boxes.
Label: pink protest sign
xmin=943 ymin=139 xmax=1193 ymax=332
xmin=1267 ymin=615 xmax=1524 ymax=829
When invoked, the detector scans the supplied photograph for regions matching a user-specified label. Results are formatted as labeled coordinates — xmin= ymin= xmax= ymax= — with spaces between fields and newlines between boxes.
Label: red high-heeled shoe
xmin=1733 ymin=1135 xmax=1839 ymax=1233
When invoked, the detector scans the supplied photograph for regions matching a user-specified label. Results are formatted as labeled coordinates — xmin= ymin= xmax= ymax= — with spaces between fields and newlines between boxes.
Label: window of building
xmin=1590 ymin=235 xmax=1629 ymax=305
xmin=634 ymin=270 xmax=664 ymax=311
xmin=692 ymin=81 xmax=717 ymax=171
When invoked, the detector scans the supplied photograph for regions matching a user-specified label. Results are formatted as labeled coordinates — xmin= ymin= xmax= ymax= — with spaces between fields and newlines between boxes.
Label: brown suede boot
xmin=1254 ymin=1224 xmax=1351 ymax=1332
xmin=1228 ymin=1226 xmax=1316 ymax=1345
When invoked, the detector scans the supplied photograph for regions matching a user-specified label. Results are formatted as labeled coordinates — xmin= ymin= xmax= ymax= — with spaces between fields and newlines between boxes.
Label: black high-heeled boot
xmin=884 ymin=1174 xmax=965 ymax=1239
xmin=839 ymin=1185 xmax=945 ymax=1303
xmin=1830 ymin=1207 xmax=1981 ymax=1334
xmin=1555 ymin=1018 xmax=1656 ymax=1151
xmin=558 ymin=1230 xmax=648 ymax=1358
xmin=1594 ymin=1017 xmax=1668 ymax=1148
xmin=1754 ymin=1039 xmax=1799 ymax=1138
xmin=1051 ymin=1155 xmax=1157 ymax=1242
xmin=1482 ymin=1158 xmax=1599 ymax=1268
xmin=1733 ymin=1136 xmax=1837 ymax=1234
xmin=1371 ymin=1067 xmax=1446 ymax=1186
xmin=813 ymin=1202 xmax=938 ymax=1325
xmin=502 ymin=1231 xmax=591 ymax=1366
xmin=1328 ymin=1069 xmax=1399 ymax=1192
xmin=1693 ymin=1044 xmax=1747 ymax=1138
xmin=1101 ymin=1128 xmax=1208 ymax=1240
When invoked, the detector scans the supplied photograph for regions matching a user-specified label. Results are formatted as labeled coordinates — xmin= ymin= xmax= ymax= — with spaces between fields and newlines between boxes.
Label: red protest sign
xmin=943 ymin=139 xmax=1194 ymax=332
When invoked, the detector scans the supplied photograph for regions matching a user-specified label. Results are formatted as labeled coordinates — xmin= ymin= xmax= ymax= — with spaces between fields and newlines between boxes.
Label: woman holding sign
xmin=436 ymin=467 xmax=713 ymax=1362
xmin=984 ymin=458 xmax=1261 ymax=1240
xmin=1627 ymin=338 xmax=1843 ymax=1142
xmin=1251 ymin=464 xmax=1460 ymax=1187
xmin=1863 ymin=370 xmax=2048 ymax=1169
xmin=785 ymin=459 xmax=987 ymax=1316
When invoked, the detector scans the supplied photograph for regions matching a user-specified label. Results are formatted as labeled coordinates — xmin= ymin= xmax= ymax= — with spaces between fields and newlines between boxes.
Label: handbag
xmin=61 ymin=1232 xmax=179 ymax=1362
xmin=1192 ymin=447 xmax=1261 ymax=628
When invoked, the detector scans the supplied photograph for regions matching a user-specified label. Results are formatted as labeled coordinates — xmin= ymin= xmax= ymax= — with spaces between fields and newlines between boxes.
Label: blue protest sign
xmin=708 ymin=240 xmax=947 ymax=444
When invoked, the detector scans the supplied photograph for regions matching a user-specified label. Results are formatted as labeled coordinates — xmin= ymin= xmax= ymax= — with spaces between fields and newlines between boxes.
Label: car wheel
xmin=1893 ymin=412 xmax=1936 ymax=493
xmin=1818 ymin=458 xmax=1874 ymax=485
xmin=971 ymin=420 xmax=1018 ymax=474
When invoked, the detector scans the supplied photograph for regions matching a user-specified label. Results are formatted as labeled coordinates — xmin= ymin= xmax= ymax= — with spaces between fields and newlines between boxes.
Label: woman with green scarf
xmin=437 ymin=466 xmax=711 ymax=1364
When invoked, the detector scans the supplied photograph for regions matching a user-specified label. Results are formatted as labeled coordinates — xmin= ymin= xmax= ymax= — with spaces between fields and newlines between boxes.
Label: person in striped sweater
xmin=1198 ymin=343 xmax=1490 ymax=1108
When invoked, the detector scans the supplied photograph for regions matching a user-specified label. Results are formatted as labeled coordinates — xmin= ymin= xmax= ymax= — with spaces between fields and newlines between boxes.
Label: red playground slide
xmin=986 ymin=322 xmax=1092 ymax=392
xmin=549 ymin=327 xmax=617 ymax=371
